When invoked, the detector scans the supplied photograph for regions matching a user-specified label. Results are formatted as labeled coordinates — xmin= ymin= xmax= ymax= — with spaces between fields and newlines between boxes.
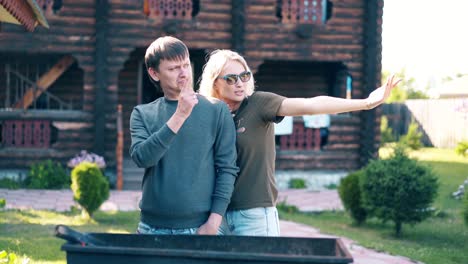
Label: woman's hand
xmin=365 ymin=74 xmax=402 ymax=109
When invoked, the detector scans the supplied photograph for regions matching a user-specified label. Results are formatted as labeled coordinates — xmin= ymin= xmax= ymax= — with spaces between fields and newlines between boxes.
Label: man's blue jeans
xmin=218 ymin=207 xmax=280 ymax=236
xmin=137 ymin=221 xmax=198 ymax=235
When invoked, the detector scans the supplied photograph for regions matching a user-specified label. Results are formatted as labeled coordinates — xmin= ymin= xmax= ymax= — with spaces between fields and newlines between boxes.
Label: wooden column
xmin=231 ymin=0 xmax=245 ymax=54
xmin=94 ymin=0 xmax=109 ymax=156
xmin=360 ymin=0 xmax=381 ymax=166
xmin=116 ymin=104 xmax=123 ymax=190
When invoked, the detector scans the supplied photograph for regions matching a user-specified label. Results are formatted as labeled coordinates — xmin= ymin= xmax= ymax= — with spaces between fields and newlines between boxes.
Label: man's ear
xmin=148 ymin=67 xmax=160 ymax=82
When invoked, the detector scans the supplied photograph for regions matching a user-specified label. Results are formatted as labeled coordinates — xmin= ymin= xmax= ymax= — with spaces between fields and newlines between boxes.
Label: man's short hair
xmin=145 ymin=36 xmax=189 ymax=72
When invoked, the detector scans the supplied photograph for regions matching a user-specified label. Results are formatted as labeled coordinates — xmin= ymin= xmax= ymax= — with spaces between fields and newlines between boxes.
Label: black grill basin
xmin=56 ymin=225 xmax=353 ymax=264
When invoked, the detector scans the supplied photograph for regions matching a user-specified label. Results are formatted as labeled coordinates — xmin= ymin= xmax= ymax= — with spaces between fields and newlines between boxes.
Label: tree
xmin=382 ymin=69 xmax=428 ymax=102
xmin=361 ymin=147 xmax=439 ymax=236
xmin=399 ymin=119 xmax=423 ymax=150
xmin=380 ymin=115 xmax=395 ymax=144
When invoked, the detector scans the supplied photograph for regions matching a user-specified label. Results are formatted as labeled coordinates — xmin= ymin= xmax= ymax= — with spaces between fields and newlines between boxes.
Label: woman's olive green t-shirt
xmin=229 ymin=91 xmax=286 ymax=210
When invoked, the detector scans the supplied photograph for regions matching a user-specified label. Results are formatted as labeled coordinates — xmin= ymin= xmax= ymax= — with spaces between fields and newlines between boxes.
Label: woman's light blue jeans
xmin=137 ymin=221 xmax=198 ymax=235
xmin=218 ymin=207 xmax=280 ymax=236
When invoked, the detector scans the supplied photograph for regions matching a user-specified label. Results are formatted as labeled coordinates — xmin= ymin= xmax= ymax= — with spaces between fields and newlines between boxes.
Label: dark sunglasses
xmin=219 ymin=71 xmax=251 ymax=85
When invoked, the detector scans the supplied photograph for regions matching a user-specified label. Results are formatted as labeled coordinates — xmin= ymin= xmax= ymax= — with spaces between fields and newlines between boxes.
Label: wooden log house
xmin=0 ymin=0 xmax=383 ymax=188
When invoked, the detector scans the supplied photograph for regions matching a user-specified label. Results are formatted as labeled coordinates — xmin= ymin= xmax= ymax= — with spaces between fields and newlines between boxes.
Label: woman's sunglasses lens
xmin=226 ymin=75 xmax=237 ymax=85
xmin=240 ymin=72 xmax=251 ymax=82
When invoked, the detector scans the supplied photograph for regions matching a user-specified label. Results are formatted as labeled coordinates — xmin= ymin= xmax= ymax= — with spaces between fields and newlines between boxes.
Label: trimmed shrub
xmin=361 ymin=147 xmax=439 ymax=236
xmin=455 ymin=141 xmax=468 ymax=157
xmin=399 ymin=120 xmax=423 ymax=150
xmin=0 ymin=198 xmax=5 ymax=209
xmin=289 ymin=178 xmax=307 ymax=189
xmin=338 ymin=170 xmax=367 ymax=225
xmin=24 ymin=160 xmax=69 ymax=189
xmin=380 ymin=115 xmax=395 ymax=144
xmin=71 ymin=162 xmax=109 ymax=218
xmin=464 ymin=191 xmax=468 ymax=226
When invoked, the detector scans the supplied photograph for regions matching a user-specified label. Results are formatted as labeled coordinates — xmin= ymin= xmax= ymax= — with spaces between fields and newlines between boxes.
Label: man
xmin=130 ymin=36 xmax=238 ymax=235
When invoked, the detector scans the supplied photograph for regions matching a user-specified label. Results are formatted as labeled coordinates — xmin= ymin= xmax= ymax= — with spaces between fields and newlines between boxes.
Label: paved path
xmin=0 ymin=189 xmax=420 ymax=264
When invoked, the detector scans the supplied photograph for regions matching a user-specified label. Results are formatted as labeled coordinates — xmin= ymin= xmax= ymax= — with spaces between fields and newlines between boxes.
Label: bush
xmin=289 ymin=178 xmax=307 ymax=189
xmin=24 ymin=160 xmax=69 ymax=189
xmin=276 ymin=200 xmax=299 ymax=214
xmin=324 ymin=183 xmax=338 ymax=190
xmin=0 ymin=250 xmax=17 ymax=264
xmin=455 ymin=141 xmax=468 ymax=157
xmin=0 ymin=198 xmax=5 ymax=209
xmin=464 ymin=191 xmax=468 ymax=226
xmin=399 ymin=120 xmax=423 ymax=150
xmin=380 ymin=115 xmax=395 ymax=144
xmin=0 ymin=178 xmax=21 ymax=189
xmin=71 ymin=162 xmax=109 ymax=218
xmin=361 ymin=147 xmax=439 ymax=236
xmin=338 ymin=170 xmax=367 ymax=225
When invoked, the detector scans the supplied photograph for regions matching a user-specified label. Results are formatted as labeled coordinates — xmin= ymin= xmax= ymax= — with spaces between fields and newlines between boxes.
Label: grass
xmin=279 ymin=147 xmax=468 ymax=264
xmin=0 ymin=210 xmax=139 ymax=263
xmin=1 ymin=147 xmax=467 ymax=263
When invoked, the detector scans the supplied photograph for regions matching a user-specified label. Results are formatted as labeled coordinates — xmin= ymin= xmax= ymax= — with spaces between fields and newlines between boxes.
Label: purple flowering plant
xmin=454 ymin=99 xmax=468 ymax=119
xmin=67 ymin=150 xmax=106 ymax=169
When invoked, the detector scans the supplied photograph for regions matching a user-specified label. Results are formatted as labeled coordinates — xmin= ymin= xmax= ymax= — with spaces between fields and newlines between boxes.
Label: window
xmin=277 ymin=0 xmax=333 ymax=24
xmin=36 ymin=0 xmax=63 ymax=16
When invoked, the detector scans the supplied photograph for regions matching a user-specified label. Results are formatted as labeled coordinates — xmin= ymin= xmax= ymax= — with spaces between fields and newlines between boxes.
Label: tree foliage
xmin=382 ymin=69 xmax=428 ymax=103
xmin=455 ymin=141 xmax=468 ymax=157
xmin=399 ymin=119 xmax=423 ymax=150
xmin=380 ymin=115 xmax=395 ymax=144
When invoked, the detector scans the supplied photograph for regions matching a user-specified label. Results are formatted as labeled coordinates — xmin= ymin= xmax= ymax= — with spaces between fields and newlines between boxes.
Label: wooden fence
xmin=382 ymin=99 xmax=468 ymax=148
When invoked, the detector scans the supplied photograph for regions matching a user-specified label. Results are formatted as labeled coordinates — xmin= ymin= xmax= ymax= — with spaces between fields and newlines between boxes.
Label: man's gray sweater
xmin=130 ymin=95 xmax=239 ymax=228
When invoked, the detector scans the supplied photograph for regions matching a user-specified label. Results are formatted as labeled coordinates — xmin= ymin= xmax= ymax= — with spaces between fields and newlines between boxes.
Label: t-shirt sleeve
xmin=253 ymin=91 xmax=286 ymax=123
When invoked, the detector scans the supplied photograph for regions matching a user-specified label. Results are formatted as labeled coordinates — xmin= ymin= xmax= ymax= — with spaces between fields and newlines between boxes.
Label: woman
xmin=198 ymin=50 xmax=400 ymax=236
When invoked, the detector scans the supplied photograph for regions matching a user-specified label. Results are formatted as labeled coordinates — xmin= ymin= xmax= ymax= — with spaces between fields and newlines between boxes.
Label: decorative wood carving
xmin=144 ymin=0 xmax=193 ymax=20
xmin=2 ymin=120 xmax=51 ymax=148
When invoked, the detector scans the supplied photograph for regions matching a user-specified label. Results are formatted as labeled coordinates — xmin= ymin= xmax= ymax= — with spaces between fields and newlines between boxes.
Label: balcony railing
xmin=1 ymin=120 xmax=51 ymax=148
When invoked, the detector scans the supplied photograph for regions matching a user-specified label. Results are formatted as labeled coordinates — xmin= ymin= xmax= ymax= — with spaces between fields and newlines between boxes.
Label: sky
xmin=382 ymin=0 xmax=468 ymax=88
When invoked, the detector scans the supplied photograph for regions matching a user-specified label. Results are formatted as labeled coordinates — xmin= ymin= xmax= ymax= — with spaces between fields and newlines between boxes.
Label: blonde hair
xmin=198 ymin=49 xmax=255 ymax=98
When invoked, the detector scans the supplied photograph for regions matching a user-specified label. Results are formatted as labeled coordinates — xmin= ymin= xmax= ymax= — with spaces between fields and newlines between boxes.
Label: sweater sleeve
xmin=210 ymin=103 xmax=240 ymax=216
xmin=129 ymin=107 xmax=177 ymax=168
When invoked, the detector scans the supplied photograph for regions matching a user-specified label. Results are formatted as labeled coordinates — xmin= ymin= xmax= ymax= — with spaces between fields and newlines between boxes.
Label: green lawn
xmin=279 ymin=147 xmax=468 ymax=264
xmin=1 ymin=147 xmax=467 ymax=264
xmin=0 ymin=210 xmax=139 ymax=263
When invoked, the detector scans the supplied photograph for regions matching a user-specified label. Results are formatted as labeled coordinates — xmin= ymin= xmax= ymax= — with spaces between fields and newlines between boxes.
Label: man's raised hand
xmin=176 ymin=83 xmax=198 ymax=119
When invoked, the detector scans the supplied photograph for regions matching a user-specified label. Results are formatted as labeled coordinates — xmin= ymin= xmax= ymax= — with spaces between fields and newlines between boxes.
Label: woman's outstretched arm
xmin=277 ymin=74 xmax=401 ymax=116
